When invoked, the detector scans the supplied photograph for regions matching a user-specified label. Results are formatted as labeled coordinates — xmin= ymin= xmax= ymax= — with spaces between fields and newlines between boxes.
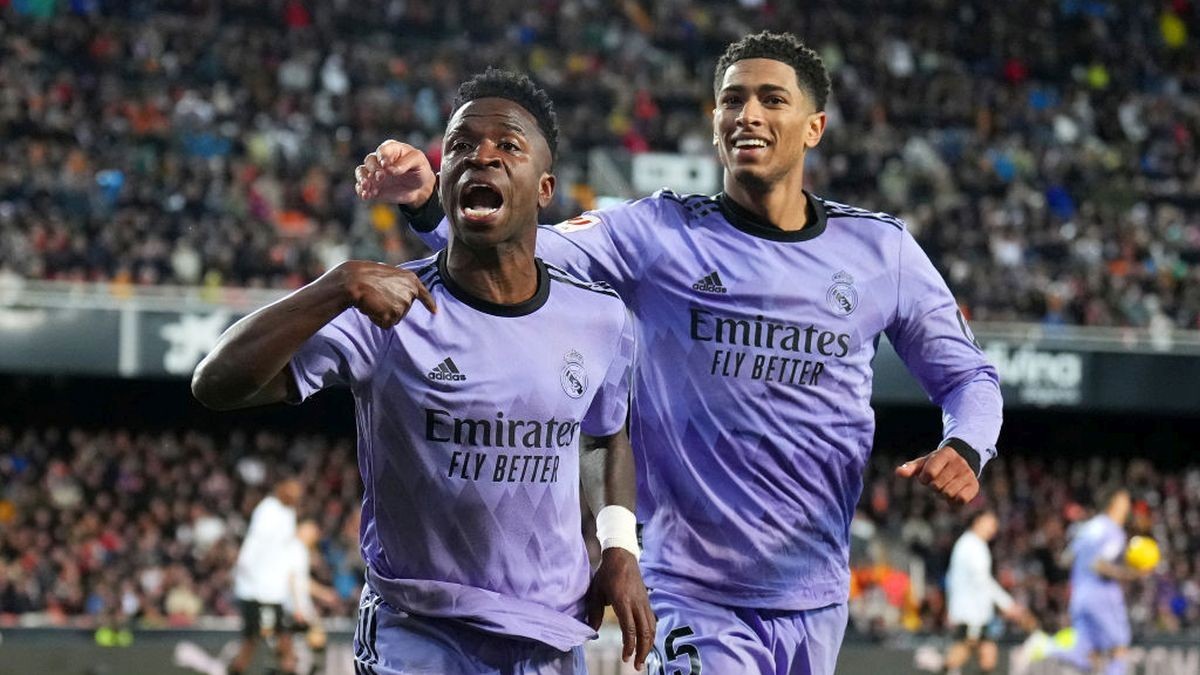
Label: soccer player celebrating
xmin=195 ymin=69 xmax=653 ymax=674
xmin=943 ymin=510 xmax=1032 ymax=675
xmin=356 ymin=32 xmax=1002 ymax=674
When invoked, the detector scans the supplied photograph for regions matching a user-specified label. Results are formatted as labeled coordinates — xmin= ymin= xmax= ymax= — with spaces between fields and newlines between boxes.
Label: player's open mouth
xmin=731 ymin=137 xmax=770 ymax=159
xmin=459 ymin=183 xmax=505 ymax=222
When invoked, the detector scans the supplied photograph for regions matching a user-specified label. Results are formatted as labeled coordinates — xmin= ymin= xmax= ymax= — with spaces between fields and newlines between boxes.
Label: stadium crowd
xmin=0 ymin=426 xmax=366 ymax=627
xmin=850 ymin=452 xmax=1200 ymax=640
xmin=1 ymin=1 xmax=1199 ymax=327
xmin=0 ymin=424 xmax=1197 ymax=642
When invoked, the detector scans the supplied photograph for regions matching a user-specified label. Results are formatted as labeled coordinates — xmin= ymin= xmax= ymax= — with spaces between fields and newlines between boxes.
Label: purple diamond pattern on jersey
xmin=290 ymin=253 xmax=634 ymax=650
xmin=411 ymin=190 xmax=1002 ymax=612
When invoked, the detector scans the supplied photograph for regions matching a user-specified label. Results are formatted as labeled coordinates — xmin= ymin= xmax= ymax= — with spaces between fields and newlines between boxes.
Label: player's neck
xmin=444 ymin=238 xmax=540 ymax=306
xmin=723 ymin=174 xmax=810 ymax=231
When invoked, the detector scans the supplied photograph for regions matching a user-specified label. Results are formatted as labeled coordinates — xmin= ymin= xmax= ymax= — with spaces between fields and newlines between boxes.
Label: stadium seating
xmin=0 ymin=2 xmax=1197 ymax=326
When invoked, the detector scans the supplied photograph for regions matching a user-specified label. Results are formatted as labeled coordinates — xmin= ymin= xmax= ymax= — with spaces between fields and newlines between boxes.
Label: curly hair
xmin=452 ymin=68 xmax=559 ymax=161
xmin=714 ymin=31 xmax=832 ymax=111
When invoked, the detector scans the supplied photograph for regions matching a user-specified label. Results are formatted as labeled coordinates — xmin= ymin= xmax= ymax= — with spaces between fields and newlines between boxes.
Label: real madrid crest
xmin=560 ymin=350 xmax=588 ymax=399
xmin=826 ymin=270 xmax=858 ymax=317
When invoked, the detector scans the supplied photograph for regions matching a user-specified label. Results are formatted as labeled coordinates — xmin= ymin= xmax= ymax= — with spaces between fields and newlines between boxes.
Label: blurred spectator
xmin=0 ymin=2 xmax=1196 ymax=327
xmin=0 ymin=426 xmax=364 ymax=628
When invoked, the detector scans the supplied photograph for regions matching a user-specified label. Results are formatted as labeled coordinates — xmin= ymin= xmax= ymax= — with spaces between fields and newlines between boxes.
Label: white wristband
xmin=596 ymin=505 xmax=640 ymax=559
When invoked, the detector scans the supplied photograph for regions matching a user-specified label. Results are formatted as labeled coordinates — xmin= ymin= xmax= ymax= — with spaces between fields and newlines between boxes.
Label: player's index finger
xmin=895 ymin=454 xmax=926 ymax=477
xmin=414 ymin=279 xmax=437 ymax=314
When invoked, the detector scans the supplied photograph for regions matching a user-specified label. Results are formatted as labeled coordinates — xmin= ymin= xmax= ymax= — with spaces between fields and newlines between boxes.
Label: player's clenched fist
xmin=354 ymin=140 xmax=437 ymax=207
xmin=332 ymin=260 xmax=437 ymax=329
xmin=895 ymin=445 xmax=980 ymax=505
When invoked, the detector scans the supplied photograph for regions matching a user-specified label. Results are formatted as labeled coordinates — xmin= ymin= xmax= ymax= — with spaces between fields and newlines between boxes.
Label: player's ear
xmin=805 ymin=111 xmax=827 ymax=149
xmin=538 ymin=172 xmax=556 ymax=210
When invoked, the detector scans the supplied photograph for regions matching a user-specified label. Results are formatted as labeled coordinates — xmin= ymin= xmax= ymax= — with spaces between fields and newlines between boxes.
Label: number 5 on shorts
xmin=654 ymin=626 xmax=701 ymax=675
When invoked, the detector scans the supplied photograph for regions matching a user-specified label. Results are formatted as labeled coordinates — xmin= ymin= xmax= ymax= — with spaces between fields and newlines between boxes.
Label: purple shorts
xmin=353 ymin=588 xmax=586 ymax=675
xmin=645 ymin=588 xmax=848 ymax=675
xmin=1071 ymin=600 xmax=1131 ymax=653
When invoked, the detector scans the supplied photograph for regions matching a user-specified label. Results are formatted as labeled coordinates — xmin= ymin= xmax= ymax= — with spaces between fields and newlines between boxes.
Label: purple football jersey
xmin=412 ymin=190 xmax=1002 ymax=610
xmin=1069 ymin=515 xmax=1128 ymax=613
xmin=289 ymin=251 xmax=634 ymax=650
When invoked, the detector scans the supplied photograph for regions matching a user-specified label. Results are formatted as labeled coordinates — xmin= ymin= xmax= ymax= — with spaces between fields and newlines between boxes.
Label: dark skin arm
xmin=191 ymin=261 xmax=436 ymax=410
xmin=581 ymin=430 xmax=655 ymax=672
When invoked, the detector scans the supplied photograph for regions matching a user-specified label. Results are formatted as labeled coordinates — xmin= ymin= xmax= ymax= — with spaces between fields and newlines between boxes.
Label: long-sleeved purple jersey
xmin=289 ymin=251 xmax=634 ymax=650
xmin=1069 ymin=515 xmax=1127 ymax=613
xmin=411 ymin=190 xmax=1002 ymax=610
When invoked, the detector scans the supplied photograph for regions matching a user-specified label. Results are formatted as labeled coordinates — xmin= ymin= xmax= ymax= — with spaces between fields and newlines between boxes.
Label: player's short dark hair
xmin=451 ymin=68 xmax=559 ymax=162
xmin=1095 ymin=484 xmax=1129 ymax=510
xmin=714 ymin=31 xmax=832 ymax=111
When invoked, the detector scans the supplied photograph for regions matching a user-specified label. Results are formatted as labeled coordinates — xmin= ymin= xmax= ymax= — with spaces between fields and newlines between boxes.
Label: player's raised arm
xmin=888 ymin=230 xmax=1003 ymax=504
xmin=191 ymin=261 xmax=436 ymax=410
xmin=355 ymin=139 xmax=647 ymax=296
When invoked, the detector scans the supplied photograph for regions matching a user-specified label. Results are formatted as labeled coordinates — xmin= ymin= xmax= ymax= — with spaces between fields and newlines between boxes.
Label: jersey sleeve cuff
xmin=942 ymin=437 xmax=982 ymax=477
xmin=399 ymin=187 xmax=444 ymax=233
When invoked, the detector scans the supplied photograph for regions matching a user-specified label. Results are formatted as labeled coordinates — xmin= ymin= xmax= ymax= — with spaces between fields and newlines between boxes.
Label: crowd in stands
xmin=1 ymin=423 xmax=1198 ymax=641
xmin=850 ymin=452 xmax=1200 ymax=640
xmin=0 ymin=426 xmax=365 ymax=627
xmin=0 ymin=1 xmax=1198 ymax=327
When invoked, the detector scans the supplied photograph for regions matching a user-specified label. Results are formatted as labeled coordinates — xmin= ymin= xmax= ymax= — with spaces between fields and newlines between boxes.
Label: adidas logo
xmin=427 ymin=357 xmax=467 ymax=382
xmin=692 ymin=271 xmax=728 ymax=294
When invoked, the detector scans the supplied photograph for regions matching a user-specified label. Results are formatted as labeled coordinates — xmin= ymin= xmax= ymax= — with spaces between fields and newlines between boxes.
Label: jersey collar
xmin=717 ymin=190 xmax=828 ymax=242
xmin=436 ymin=249 xmax=551 ymax=317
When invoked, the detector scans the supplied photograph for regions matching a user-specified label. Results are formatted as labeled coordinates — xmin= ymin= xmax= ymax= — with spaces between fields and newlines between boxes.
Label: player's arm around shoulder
xmin=191 ymin=261 xmax=436 ymax=410
xmin=539 ymin=188 xmax=687 ymax=291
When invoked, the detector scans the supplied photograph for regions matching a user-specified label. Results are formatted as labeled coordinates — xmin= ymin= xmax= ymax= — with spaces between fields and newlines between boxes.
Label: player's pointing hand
xmin=354 ymin=139 xmax=437 ymax=208
xmin=895 ymin=445 xmax=979 ymax=505
xmin=335 ymin=260 xmax=437 ymax=329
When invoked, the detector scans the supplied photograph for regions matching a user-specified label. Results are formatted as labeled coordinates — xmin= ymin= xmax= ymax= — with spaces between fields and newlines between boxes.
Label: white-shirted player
xmin=284 ymin=519 xmax=338 ymax=675
xmin=231 ymin=478 xmax=302 ymax=675
xmin=943 ymin=509 xmax=1032 ymax=675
